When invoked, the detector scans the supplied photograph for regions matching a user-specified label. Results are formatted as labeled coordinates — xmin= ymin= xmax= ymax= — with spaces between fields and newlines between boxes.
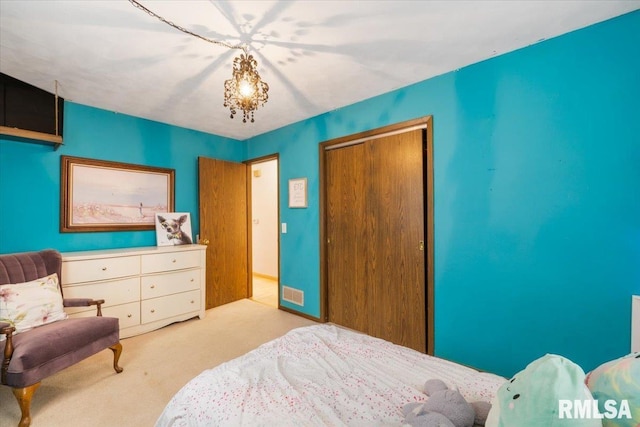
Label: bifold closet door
xmin=325 ymin=128 xmax=426 ymax=353
xmin=366 ymin=129 xmax=426 ymax=352
xmin=326 ymin=142 xmax=368 ymax=333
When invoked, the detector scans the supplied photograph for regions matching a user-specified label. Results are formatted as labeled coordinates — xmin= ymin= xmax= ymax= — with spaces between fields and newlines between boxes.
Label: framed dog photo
xmin=155 ymin=213 xmax=193 ymax=246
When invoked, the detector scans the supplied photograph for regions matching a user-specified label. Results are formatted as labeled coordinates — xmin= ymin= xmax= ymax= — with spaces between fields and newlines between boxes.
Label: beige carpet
xmin=251 ymin=275 xmax=278 ymax=308
xmin=0 ymin=299 xmax=318 ymax=427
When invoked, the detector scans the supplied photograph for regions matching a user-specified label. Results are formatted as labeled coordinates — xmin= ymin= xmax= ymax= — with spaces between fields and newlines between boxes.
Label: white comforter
xmin=156 ymin=324 xmax=505 ymax=427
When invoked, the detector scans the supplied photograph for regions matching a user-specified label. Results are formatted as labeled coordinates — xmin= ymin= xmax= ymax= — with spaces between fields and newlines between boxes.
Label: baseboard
xmin=278 ymin=305 xmax=324 ymax=323
xmin=252 ymin=272 xmax=278 ymax=281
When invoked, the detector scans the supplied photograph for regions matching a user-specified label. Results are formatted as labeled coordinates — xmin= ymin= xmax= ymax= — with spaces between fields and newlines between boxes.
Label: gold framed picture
xmin=60 ymin=156 xmax=175 ymax=232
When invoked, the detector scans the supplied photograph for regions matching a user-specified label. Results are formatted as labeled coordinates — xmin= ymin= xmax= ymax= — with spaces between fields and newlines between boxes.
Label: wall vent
xmin=282 ymin=285 xmax=304 ymax=306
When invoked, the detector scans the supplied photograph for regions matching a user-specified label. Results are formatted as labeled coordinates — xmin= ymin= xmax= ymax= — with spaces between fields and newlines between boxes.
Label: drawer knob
xmin=172 ymin=259 xmax=177 ymax=263
xmin=190 ymin=300 xmax=195 ymax=304
xmin=127 ymin=314 xmax=132 ymax=318
xmin=150 ymin=285 xmax=155 ymax=289
xmin=190 ymin=278 xmax=194 ymax=282
xmin=150 ymin=309 xmax=155 ymax=313
xmin=102 ymin=267 xmax=107 ymax=271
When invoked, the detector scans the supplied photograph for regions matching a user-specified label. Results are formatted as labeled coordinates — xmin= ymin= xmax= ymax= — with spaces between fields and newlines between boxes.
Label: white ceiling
xmin=1 ymin=1 xmax=638 ymax=141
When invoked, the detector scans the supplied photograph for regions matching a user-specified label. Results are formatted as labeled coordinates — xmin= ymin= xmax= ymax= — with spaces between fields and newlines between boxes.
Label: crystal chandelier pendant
xmin=224 ymin=53 xmax=269 ymax=123
xmin=128 ymin=1 xmax=271 ymax=123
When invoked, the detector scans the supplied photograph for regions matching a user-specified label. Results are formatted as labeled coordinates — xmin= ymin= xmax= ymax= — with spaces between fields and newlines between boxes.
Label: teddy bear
xmin=402 ymin=379 xmax=492 ymax=427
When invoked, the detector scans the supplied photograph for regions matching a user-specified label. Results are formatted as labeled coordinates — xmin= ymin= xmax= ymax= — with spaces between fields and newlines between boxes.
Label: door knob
xmin=200 ymin=238 xmax=210 ymax=245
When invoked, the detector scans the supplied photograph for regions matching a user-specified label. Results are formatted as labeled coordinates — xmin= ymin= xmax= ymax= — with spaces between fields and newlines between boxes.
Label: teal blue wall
xmin=248 ymin=11 xmax=640 ymax=377
xmin=1 ymin=11 xmax=638 ymax=378
xmin=0 ymin=102 xmax=244 ymax=253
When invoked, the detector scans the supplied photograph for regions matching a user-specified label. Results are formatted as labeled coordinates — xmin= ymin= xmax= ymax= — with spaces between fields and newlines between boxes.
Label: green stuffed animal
xmin=485 ymin=354 xmax=602 ymax=427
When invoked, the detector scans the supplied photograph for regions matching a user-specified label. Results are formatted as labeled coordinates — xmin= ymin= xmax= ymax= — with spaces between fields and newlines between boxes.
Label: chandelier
xmin=224 ymin=51 xmax=269 ymax=123
xmin=129 ymin=0 xmax=269 ymax=123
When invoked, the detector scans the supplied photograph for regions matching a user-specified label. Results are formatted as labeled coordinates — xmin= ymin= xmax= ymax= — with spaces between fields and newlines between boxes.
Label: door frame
xmin=245 ymin=153 xmax=280 ymax=305
xmin=318 ymin=116 xmax=435 ymax=354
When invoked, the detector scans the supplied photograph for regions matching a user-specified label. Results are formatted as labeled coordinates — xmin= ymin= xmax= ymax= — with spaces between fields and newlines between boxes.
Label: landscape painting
xmin=61 ymin=156 xmax=175 ymax=232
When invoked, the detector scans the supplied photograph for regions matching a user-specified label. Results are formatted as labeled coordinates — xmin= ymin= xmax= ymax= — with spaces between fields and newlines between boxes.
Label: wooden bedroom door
xmin=324 ymin=120 xmax=431 ymax=353
xmin=199 ymin=156 xmax=249 ymax=309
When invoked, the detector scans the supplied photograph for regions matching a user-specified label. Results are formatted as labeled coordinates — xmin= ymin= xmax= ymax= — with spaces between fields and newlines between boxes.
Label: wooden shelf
xmin=0 ymin=126 xmax=63 ymax=149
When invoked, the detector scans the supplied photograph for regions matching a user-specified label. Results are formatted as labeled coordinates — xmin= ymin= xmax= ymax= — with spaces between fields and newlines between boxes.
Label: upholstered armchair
xmin=0 ymin=249 xmax=123 ymax=427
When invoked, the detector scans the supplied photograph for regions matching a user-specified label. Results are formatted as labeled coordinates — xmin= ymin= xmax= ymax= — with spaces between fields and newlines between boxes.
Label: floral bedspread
xmin=155 ymin=324 xmax=505 ymax=427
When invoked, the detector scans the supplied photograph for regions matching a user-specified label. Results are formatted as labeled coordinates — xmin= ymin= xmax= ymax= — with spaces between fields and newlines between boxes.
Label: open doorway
xmin=249 ymin=156 xmax=279 ymax=307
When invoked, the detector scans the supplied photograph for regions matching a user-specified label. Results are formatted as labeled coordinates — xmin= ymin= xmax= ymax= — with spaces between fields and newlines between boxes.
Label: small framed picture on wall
xmin=288 ymin=177 xmax=307 ymax=208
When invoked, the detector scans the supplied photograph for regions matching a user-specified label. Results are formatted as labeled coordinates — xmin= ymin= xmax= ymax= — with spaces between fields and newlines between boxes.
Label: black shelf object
xmin=0 ymin=73 xmax=64 ymax=149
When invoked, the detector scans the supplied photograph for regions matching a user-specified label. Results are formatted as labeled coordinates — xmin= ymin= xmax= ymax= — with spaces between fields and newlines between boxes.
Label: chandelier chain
xmin=128 ymin=0 xmax=268 ymax=122
xmin=128 ymin=0 xmax=247 ymax=53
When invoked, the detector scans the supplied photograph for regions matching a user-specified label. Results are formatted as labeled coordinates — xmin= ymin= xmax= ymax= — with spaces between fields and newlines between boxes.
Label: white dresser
xmin=61 ymin=245 xmax=206 ymax=338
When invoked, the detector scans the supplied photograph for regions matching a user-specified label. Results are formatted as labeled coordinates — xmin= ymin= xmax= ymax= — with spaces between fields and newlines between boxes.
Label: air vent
xmin=282 ymin=285 xmax=304 ymax=306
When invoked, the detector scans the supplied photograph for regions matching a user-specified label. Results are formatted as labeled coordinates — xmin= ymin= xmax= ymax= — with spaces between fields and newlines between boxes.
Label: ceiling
xmin=1 ymin=1 xmax=638 ymax=141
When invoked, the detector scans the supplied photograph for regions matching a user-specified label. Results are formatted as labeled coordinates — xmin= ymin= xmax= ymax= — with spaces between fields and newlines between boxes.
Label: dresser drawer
xmin=67 ymin=301 xmax=140 ymax=330
xmin=141 ymin=290 xmax=200 ymax=324
xmin=104 ymin=302 xmax=140 ymax=329
xmin=141 ymin=250 xmax=200 ymax=274
xmin=141 ymin=270 xmax=200 ymax=300
xmin=63 ymin=277 xmax=140 ymax=313
xmin=63 ymin=256 xmax=140 ymax=284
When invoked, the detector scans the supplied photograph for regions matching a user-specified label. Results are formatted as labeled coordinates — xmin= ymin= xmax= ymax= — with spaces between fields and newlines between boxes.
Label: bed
xmin=155 ymin=324 xmax=506 ymax=427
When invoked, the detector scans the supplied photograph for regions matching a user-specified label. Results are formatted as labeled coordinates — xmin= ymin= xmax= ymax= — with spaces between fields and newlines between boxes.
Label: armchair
xmin=0 ymin=249 xmax=123 ymax=427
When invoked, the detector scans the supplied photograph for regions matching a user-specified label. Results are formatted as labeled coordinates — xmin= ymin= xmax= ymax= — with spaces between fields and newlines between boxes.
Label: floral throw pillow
xmin=0 ymin=273 xmax=68 ymax=341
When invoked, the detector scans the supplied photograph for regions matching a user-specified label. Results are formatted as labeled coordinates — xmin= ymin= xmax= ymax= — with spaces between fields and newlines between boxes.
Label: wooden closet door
xmin=367 ymin=129 xmax=426 ymax=352
xmin=326 ymin=143 xmax=368 ymax=333
xmin=325 ymin=128 xmax=426 ymax=353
